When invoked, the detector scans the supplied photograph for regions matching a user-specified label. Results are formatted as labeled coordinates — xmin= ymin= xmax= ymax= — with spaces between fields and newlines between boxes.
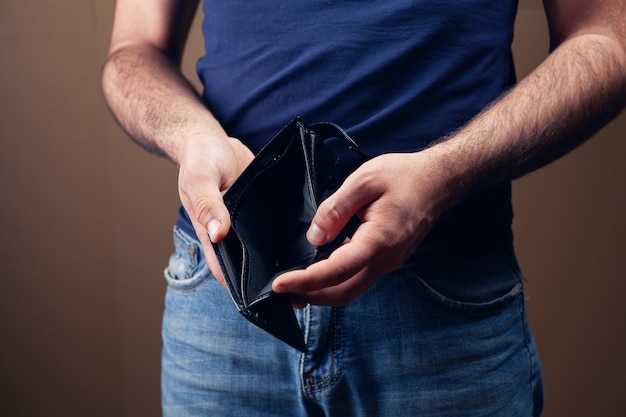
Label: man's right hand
xmin=102 ymin=0 xmax=255 ymax=288
xmin=177 ymin=133 xmax=254 ymax=287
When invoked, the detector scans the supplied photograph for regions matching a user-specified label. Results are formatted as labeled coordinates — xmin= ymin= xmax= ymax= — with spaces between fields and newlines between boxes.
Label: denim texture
xmin=162 ymin=227 xmax=544 ymax=417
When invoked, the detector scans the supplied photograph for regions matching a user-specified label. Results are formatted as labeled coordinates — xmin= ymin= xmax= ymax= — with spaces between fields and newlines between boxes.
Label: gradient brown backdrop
xmin=1 ymin=1 xmax=624 ymax=416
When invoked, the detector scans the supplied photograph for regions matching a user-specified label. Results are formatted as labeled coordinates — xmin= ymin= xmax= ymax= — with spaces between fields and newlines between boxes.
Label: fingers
xmin=194 ymin=191 xmax=231 ymax=244
xmin=273 ymin=219 xmax=389 ymax=305
xmin=273 ymin=241 xmax=381 ymax=306
xmin=176 ymin=135 xmax=254 ymax=289
xmin=178 ymin=133 xmax=254 ymax=285
xmin=275 ymin=239 xmax=371 ymax=291
xmin=276 ymin=161 xmax=388 ymax=304
xmin=273 ymin=155 xmax=434 ymax=306
xmin=179 ymin=172 xmax=231 ymax=241
xmin=178 ymin=181 xmax=230 ymax=288
xmin=289 ymin=270 xmax=374 ymax=307
xmin=178 ymin=136 xmax=252 ymax=244
xmin=307 ymin=166 xmax=382 ymax=246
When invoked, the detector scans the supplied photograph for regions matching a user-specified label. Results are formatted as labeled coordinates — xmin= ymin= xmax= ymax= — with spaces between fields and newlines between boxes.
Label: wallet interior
xmin=221 ymin=126 xmax=338 ymax=306
xmin=214 ymin=118 xmax=364 ymax=352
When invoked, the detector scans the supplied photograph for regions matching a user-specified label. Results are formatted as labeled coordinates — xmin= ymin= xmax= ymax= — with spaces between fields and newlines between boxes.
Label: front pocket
xmin=163 ymin=227 xmax=211 ymax=292
xmin=399 ymin=248 xmax=525 ymax=313
xmin=402 ymin=273 xmax=523 ymax=314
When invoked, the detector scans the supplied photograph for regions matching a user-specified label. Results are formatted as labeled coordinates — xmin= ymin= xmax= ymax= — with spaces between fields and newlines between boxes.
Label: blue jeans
xmin=162 ymin=227 xmax=544 ymax=416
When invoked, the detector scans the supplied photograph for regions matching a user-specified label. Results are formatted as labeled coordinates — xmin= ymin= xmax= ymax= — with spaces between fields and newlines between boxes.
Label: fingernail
xmin=207 ymin=219 xmax=222 ymax=242
xmin=306 ymin=222 xmax=327 ymax=246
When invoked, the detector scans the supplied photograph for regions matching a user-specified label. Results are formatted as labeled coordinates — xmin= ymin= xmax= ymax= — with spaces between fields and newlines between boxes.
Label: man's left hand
xmin=272 ymin=151 xmax=448 ymax=306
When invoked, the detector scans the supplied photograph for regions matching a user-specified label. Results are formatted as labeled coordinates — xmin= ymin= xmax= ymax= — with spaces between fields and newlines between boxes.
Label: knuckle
xmin=192 ymin=197 xmax=213 ymax=221
xmin=317 ymin=200 xmax=345 ymax=228
xmin=186 ymin=194 xmax=222 ymax=227
xmin=326 ymin=266 xmax=348 ymax=287
xmin=178 ymin=176 xmax=225 ymax=226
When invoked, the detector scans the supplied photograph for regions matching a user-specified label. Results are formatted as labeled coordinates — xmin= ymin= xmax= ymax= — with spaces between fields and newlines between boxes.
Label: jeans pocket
xmin=402 ymin=274 xmax=522 ymax=313
xmin=400 ymin=248 xmax=524 ymax=313
xmin=163 ymin=227 xmax=212 ymax=292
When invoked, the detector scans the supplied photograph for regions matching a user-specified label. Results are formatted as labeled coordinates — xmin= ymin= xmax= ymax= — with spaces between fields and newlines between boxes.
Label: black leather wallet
xmin=212 ymin=117 xmax=366 ymax=352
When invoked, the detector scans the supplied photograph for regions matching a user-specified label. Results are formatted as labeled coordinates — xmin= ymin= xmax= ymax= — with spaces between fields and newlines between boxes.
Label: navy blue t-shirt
xmin=179 ymin=0 xmax=520 ymax=259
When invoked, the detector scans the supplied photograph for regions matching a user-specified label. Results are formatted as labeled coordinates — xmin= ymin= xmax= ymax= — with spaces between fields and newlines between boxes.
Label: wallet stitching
xmin=228 ymin=139 xmax=298 ymax=305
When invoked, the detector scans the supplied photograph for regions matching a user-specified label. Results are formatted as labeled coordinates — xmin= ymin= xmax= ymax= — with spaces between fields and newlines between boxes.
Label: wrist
xmin=174 ymin=127 xmax=231 ymax=167
xmin=413 ymin=141 xmax=473 ymax=214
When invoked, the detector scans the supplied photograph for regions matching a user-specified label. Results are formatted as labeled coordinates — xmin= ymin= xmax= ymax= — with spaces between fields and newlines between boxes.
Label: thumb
xmin=206 ymin=217 xmax=227 ymax=243
xmin=180 ymin=178 xmax=231 ymax=244
xmin=178 ymin=178 xmax=231 ymax=288
xmin=197 ymin=192 xmax=231 ymax=244
xmin=308 ymin=178 xmax=370 ymax=247
xmin=186 ymin=191 xmax=230 ymax=289
xmin=308 ymin=160 xmax=386 ymax=247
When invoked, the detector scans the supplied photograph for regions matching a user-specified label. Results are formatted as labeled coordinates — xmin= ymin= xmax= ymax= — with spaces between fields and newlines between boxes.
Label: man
xmin=102 ymin=1 xmax=625 ymax=415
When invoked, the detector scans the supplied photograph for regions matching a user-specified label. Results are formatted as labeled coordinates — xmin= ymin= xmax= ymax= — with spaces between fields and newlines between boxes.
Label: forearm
xmin=430 ymin=32 xmax=626 ymax=209
xmin=102 ymin=44 xmax=227 ymax=164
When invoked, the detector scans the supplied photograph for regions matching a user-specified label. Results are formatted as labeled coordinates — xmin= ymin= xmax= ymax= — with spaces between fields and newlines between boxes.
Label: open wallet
xmin=212 ymin=117 xmax=367 ymax=352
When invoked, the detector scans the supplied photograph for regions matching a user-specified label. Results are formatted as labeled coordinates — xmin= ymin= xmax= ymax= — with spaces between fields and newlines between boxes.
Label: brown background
xmin=0 ymin=1 xmax=624 ymax=416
